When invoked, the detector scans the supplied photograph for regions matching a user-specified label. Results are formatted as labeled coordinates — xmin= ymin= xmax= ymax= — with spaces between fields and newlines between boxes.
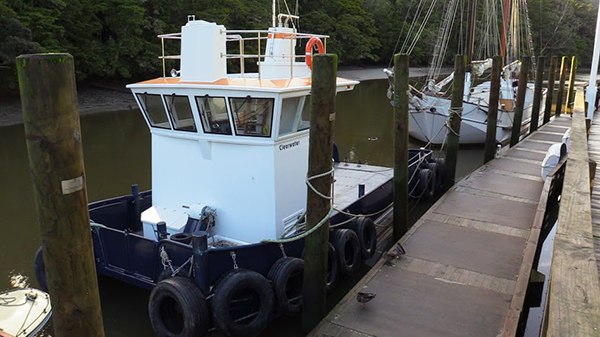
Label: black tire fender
xmin=426 ymin=162 xmax=439 ymax=195
xmin=267 ymin=257 xmax=304 ymax=316
xmin=331 ymin=229 xmax=361 ymax=276
xmin=169 ymin=233 xmax=192 ymax=245
xmin=435 ymin=158 xmax=445 ymax=189
xmin=416 ymin=168 xmax=435 ymax=200
xmin=34 ymin=247 xmax=48 ymax=293
xmin=349 ymin=217 xmax=377 ymax=259
xmin=148 ymin=277 xmax=209 ymax=337
xmin=301 ymin=243 xmax=338 ymax=292
xmin=326 ymin=242 xmax=339 ymax=292
xmin=211 ymin=269 xmax=274 ymax=337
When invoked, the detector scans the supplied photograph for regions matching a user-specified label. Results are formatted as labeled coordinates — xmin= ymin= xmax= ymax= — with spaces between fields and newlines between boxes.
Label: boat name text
xmin=279 ymin=141 xmax=300 ymax=151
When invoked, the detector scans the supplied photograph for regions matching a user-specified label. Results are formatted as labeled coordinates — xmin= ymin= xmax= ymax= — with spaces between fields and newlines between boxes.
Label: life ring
xmin=349 ymin=217 xmax=377 ymax=259
xmin=148 ymin=277 xmax=209 ymax=337
xmin=331 ymin=229 xmax=361 ymax=276
xmin=305 ymin=37 xmax=325 ymax=70
xmin=416 ymin=168 xmax=436 ymax=200
xmin=211 ymin=269 xmax=274 ymax=336
xmin=267 ymin=257 xmax=304 ymax=316
xmin=34 ymin=247 xmax=48 ymax=293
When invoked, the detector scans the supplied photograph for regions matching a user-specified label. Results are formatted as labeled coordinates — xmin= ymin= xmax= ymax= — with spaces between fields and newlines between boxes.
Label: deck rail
xmin=157 ymin=18 xmax=329 ymax=78
xmin=544 ymin=89 xmax=600 ymax=336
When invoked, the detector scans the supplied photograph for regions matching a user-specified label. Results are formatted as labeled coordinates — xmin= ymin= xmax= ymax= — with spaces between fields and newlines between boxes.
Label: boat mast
xmin=500 ymin=0 xmax=510 ymax=65
xmin=273 ymin=0 xmax=276 ymax=27
xmin=466 ymin=0 xmax=476 ymax=70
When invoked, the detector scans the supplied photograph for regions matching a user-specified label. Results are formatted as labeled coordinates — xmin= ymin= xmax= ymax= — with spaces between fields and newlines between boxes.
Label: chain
xmin=230 ymin=251 xmax=239 ymax=269
xmin=159 ymin=246 xmax=174 ymax=271
xmin=172 ymin=256 xmax=193 ymax=277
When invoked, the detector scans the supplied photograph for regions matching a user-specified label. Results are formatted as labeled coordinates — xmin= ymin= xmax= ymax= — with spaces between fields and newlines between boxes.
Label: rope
xmin=261 ymin=207 xmax=334 ymax=243
xmin=306 ymin=168 xmax=334 ymax=200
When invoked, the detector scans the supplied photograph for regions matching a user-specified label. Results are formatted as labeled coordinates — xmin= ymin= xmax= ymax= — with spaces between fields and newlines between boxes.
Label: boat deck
xmin=310 ymin=116 xmax=571 ymax=337
xmin=333 ymin=163 xmax=393 ymax=211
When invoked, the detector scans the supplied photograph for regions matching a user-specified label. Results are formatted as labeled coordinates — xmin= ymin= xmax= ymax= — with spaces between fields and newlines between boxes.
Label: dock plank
xmin=310 ymin=116 xmax=572 ymax=337
xmin=433 ymin=191 xmax=536 ymax=229
xmin=402 ymin=220 xmax=525 ymax=280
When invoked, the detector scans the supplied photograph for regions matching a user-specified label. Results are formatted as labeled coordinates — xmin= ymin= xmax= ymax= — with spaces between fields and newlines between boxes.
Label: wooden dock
xmin=310 ymin=116 xmax=572 ymax=337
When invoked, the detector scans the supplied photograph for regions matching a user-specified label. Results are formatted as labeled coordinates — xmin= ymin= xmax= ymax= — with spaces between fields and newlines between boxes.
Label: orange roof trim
xmin=133 ymin=76 xmax=356 ymax=89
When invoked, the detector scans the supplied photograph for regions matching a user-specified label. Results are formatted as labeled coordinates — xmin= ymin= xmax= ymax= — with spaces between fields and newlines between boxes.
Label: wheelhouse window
xmin=136 ymin=93 xmax=170 ymax=129
xmin=164 ymin=94 xmax=197 ymax=132
xmin=279 ymin=96 xmax=311 ymax=137
xmin=298 ymin=95 xmax=311 ymax=131
xmin=230 ymin=97 xmax=274 ymax=137
xmin=196 ymin=96 xmax=232 ymax=135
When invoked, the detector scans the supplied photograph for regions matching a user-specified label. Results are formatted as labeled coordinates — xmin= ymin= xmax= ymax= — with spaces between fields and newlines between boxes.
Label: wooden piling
xmin=530 ymin=56 xmax=545 ymax=133
xmin=510 ymin=57 xmax=531 ymax=147
xmin=555 ymin=56 xmax=568 ymax=117
xmin=566 ymin=56 xmax=578 ymax=113
xmin=543 ymin=56 xmax=558 ymax=124
xmin=484 ymin=56 xmax=502 ymax=164
xmin=442 ymin=55 xmax=466 ymax=192
xmin=393 ymin=54 xmax=410 ymax=240
xmin=16 ymin=54 xmax=105 ymax=336
xmin=302 ymin=54 xmax=336 ymax=332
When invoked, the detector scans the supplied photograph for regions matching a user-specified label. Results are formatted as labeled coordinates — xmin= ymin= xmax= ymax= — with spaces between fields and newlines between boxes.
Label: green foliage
xmin=0 ymin=0 xmax=598 ymax=91
xmin=300 ymin=0 xmax=380 ymax=64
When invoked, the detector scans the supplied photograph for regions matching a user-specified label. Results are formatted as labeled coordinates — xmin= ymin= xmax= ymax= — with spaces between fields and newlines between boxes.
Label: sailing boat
xmin=385 ymin=0 xmax=544 ymax=145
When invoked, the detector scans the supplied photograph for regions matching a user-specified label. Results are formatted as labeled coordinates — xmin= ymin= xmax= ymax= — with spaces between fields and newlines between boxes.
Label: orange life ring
xmin=305 ymin=37 xmax=325 ymax=70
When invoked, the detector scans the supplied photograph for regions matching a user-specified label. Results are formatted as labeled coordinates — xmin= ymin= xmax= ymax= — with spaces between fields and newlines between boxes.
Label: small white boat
xmin=0 ymin=288 xmax=51 ymax=337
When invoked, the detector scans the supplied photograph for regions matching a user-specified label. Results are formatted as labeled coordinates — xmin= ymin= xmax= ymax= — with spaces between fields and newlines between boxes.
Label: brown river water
xmin=0 ymin=79 xmax=485 ymax=336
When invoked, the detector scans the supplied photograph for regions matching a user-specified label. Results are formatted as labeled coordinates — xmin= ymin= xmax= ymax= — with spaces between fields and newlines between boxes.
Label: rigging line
xmin=388 ymin=0 xmax=417 ymax=68
xmin=400 ymin=0 xmax=423 ymax=53
xmin=401 ymin=0 xmax=428 ymax=53
xmin=407 ymin=0 xmax=439 ymax=54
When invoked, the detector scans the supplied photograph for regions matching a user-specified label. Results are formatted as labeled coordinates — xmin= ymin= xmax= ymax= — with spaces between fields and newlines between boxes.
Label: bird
xmin=357 ymin=292 xmax=376 ymax=307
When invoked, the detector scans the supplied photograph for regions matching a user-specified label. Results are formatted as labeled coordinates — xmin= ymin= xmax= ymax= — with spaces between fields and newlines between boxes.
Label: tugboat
xmin=34 ymin=12 xmax=442 ymax=337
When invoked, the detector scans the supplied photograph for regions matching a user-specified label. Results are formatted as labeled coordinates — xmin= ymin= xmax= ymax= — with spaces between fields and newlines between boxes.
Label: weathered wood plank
xmin=547 ymin=89 xmax=600 ymax=336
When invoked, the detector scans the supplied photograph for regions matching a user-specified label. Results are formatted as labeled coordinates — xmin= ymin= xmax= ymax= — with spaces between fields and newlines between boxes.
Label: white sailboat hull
xmin=408 ymin=81 xmax=542 ymax=145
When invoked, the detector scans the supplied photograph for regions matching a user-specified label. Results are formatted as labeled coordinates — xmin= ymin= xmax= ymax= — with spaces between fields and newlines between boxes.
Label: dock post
xmin=192 ymin=231 xmax=209 ymax=293
xmin=530 ymin=56 xmax=545 ymax=133
xmin=543 ymin=56 xmax=558 ymax=124
xmin=566 ymin=56 xmax=578 ymax=113
xmin=510 ymin=57 xmax=531 ymax=147
xmin=556 ymin=56 xmax=568 ymax=117
xmin=484 ymin=56 xmax=502 ymax=164
xmin=393 ymin=54 xmax=410 ymax=240
xmin=442 ymin=55 xmax=466 ymax=192
xmin=302 ymin=54 xmax=336 ymax=332
xmin=16 ymin=54 xmax=105 ymax=336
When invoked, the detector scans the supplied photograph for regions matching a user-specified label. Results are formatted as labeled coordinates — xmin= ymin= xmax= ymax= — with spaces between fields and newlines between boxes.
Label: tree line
xmin=0 ymin=0 xmax=597 ymax=91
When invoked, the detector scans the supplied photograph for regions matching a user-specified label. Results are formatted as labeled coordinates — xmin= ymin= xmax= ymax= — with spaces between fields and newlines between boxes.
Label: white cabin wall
xmin=151 ymin=134 xmax=277 ymax=243
xmin=180 ymin=20 xmax=227 ymax=82
xmin=273 ymin=133 xmax=309 ymax=238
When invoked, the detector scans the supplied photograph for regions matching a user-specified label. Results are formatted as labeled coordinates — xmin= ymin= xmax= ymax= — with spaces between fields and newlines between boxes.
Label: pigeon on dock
xmin=357 ymin=292 xmax=376 ymax=307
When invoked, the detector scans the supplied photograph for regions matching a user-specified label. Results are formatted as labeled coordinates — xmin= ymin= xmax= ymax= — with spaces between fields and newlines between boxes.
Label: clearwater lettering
xmin=279 ymin=141 xmax=300 ymax=151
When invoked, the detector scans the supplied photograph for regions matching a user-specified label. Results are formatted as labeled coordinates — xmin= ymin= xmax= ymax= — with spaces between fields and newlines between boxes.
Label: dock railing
xmin=543 ymin=89 xmax=600 ymax=336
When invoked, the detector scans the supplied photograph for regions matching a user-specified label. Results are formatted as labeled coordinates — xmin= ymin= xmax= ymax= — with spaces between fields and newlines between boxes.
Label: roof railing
xmin=158 ymin=29 xmax=329 ymax=79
